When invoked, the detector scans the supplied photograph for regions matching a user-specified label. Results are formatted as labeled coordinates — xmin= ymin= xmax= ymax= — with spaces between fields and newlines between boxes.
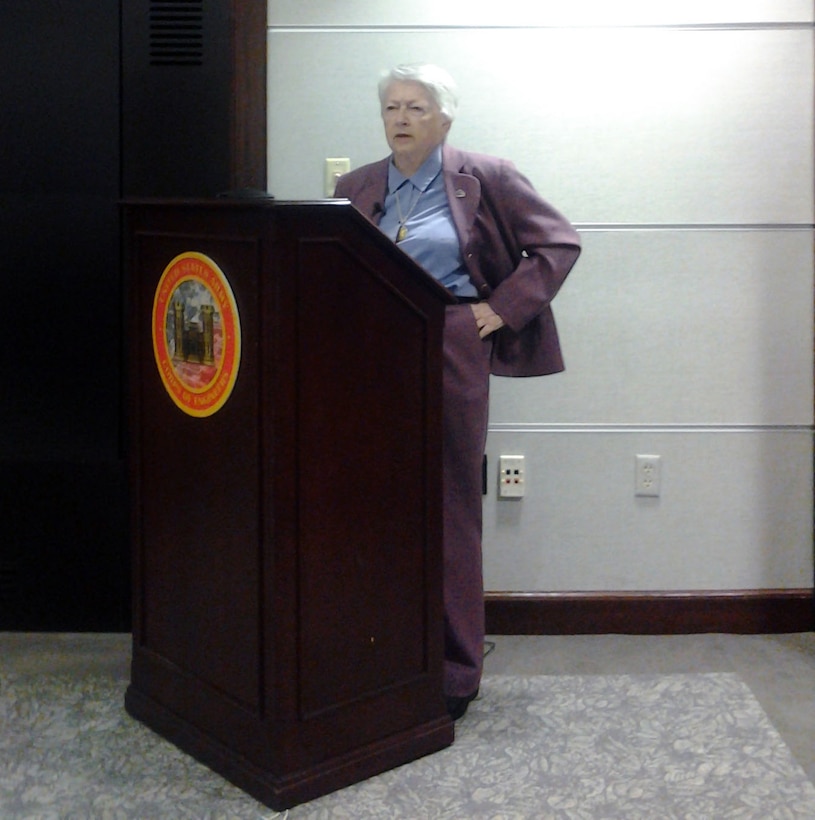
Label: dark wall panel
xmin=0 ymin=0 xmax=265 ymax=630
xmin=0 ymin=4 xmax=122 ymax=460
xmin=0 ymin=462 xmax=129 ymax=631
xmin=0 ymin=3 xmax=128 ymax=630
xmin=121 ymin=0 xmax=233 ymax=197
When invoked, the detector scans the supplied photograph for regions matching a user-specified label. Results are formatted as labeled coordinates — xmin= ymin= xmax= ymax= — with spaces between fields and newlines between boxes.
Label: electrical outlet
xmin=635 ymin=454 xmax=661 ymax=497
xmin=324 ymin=157 xmax=350 ymax=197
xmin=499 ymin=455 xmax=525 ymax=498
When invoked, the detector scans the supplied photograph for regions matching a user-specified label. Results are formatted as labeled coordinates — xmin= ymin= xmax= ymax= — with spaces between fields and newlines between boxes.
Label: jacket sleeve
xmin=476 ymin=159 xmax=580 ymax=333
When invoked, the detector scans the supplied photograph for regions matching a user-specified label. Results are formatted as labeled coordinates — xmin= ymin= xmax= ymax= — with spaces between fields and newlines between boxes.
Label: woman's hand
xmin=470 ymin=302 xmax=505 ymax=339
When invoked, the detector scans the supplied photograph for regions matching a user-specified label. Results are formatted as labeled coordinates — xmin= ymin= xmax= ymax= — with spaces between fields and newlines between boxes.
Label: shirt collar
xmin=388 ymin=144 xmax=443 ymax=194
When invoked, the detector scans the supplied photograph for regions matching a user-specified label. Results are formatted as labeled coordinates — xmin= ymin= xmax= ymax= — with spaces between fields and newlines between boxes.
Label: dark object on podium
xmin=123 ymin=199 xmax=455 ymax=810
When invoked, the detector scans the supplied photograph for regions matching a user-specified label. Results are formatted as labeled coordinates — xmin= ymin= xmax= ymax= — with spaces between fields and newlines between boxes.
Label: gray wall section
xmin=266 ymin=1 xmax=814 ymax=592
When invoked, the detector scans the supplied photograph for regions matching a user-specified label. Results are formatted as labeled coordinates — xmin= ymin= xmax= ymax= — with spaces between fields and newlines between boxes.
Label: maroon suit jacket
xmin=334 ymin=143 xmax=581 ymax=376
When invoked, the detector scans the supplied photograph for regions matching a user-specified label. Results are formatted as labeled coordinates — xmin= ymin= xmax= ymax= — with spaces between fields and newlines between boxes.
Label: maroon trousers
xmin=442 ymin=304 xmax=492 ymax=698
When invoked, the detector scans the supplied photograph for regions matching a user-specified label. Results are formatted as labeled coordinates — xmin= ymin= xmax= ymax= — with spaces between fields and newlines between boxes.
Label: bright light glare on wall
xmin=489 ymin=28 xmax=737 ymax=122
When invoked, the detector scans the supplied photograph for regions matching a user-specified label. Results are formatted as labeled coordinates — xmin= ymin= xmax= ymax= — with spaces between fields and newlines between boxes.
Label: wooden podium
xmin=123 ymin=199 xmax=455 ymax=810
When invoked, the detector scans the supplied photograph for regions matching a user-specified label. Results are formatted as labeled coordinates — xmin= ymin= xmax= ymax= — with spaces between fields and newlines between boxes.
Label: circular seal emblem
xmin=151 ymin=251 xmax=241 ymax=417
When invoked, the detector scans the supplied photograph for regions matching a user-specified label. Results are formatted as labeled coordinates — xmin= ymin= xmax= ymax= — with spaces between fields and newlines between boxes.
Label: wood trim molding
xmin=230 ymin=0 xmax=267 ymax=191
xmin=485 ymin=590 xmax=814 ymax=635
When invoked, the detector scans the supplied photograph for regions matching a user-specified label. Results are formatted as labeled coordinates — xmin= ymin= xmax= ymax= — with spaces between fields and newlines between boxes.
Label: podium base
xmin=125 ymin=685 xmax=454 ymax=811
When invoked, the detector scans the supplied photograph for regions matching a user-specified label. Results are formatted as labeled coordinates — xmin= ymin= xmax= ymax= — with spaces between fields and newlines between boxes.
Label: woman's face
xmin=381 ymin=80 xmax=451 ymax=174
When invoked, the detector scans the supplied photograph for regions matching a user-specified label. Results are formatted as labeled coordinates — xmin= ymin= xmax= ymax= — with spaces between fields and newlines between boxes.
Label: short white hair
xmin=378 ymin=63 xmax=459 ymax=123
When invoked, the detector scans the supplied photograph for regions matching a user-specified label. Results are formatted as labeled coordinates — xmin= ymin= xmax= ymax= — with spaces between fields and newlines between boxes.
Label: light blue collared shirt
xmin=378 ymin=146 xmax=477 ymax=298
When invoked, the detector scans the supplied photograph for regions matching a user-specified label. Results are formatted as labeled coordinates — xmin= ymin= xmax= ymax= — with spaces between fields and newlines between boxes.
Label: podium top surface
xmin=123 ymin=197 xmax=458 ymax=305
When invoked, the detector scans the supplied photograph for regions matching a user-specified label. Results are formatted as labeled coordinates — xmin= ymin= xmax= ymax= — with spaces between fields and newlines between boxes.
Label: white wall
xmin=267 ymin=0 xmax=814 ymax=593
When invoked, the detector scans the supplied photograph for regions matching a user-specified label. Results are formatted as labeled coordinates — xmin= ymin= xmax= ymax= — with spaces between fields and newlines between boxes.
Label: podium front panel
xmin=124 ymin=200 xmax=454 ymax=810
xmin=295 ymin=236 xmax=432 ymax=713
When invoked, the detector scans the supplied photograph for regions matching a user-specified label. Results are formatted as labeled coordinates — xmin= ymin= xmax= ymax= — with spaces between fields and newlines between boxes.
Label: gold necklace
xmin=394 ymin=184 xmax=422 ymax=242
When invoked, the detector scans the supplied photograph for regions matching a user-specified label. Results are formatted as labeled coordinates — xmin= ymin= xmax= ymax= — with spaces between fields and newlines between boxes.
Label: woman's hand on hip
xmin=470 ymin=302 xmax=505 ymax=339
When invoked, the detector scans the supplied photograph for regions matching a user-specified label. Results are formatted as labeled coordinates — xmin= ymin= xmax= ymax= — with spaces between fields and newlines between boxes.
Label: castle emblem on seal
xmin=151 ymin=251 xmax=241 ymax=417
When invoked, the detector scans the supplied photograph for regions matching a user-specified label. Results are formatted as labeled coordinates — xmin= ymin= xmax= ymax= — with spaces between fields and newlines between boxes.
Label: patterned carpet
xmin=2 ymin=671 xmax=815 ymax=818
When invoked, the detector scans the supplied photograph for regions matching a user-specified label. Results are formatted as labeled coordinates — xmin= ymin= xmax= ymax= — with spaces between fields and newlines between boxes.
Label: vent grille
xmin=149 ymin=0 xmax=204 ymax=66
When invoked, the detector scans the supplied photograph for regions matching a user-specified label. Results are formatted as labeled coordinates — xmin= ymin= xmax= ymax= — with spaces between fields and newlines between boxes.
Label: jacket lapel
xmin=442 ymin=144 xmax=480 ymax=250
xmin=352 ymin=158 xmax=389 ymax=224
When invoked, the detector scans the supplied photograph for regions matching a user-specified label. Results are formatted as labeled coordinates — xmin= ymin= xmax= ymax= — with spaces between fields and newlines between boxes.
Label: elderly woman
xmin=335 ymin=63 xmax=580 ymax=720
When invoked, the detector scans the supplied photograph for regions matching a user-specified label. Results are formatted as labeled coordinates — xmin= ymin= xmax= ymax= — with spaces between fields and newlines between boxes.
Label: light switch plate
xmin=324 ymin=157 xmax=350 ymax=197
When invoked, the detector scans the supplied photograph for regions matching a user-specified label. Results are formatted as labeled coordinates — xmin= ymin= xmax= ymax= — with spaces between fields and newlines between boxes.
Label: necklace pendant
xmin=397 ymin=225 xmax=408 ymax=242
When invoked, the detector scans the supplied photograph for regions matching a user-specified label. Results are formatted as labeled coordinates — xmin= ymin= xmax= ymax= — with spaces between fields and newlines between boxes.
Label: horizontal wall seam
xmin=574 ymin=224 xmax=815 ymax=232
xmin=488 ymin=423 xmax=814 ymax=434
xmin=268 ymin=24 xmax=814 ymax=34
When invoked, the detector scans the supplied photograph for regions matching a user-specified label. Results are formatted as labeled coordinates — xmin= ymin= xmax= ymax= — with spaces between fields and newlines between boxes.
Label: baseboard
xmin=485 ymin=589 xmax=814 ymax=635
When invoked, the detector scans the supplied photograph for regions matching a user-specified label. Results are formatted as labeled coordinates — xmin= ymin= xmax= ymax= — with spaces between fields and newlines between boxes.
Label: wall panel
xmin=267 ymin=26 xmax=812 ymax=226
xmin=490 ymin=229 xmax=814 ymax=426
xmin=483 ymin=429 xmax=813 ymax=591
xmin=266 ymin=2 xmax=814 ymax=599
xmin=268 ymin=0 xmax=812 ymax=28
